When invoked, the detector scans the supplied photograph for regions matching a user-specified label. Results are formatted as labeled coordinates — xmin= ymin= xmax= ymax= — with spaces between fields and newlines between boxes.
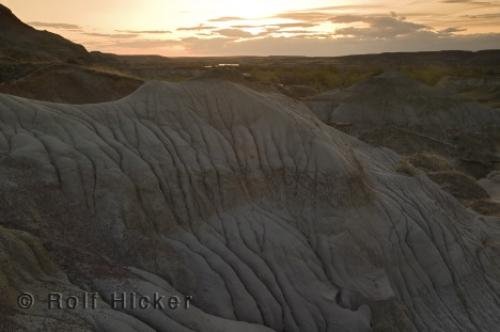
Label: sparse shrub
xmin=427 ymin=170 xmax=489 ymax=200
xmin=395 ymin=158 xmax=419 ymax=176
xmin=239 ymin=64 xmax=381 ymax=98
xmin=406 ymin=153 xmax=452 ymax=172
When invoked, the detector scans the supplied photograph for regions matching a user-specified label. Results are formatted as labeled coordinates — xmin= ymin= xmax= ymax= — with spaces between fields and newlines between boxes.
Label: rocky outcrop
xmin=1 ymin=79 xmax=500 ymax=331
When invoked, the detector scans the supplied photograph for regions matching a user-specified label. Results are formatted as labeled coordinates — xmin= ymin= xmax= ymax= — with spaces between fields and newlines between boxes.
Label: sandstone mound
xmin=306 ymin=71 xmax=500 ymax=177
xmin=1 ymin=80 xmax=500 ymax=331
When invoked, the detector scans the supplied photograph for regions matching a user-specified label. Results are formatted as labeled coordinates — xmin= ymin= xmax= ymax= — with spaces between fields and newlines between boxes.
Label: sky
xmin=3 ymin=0 xmax=500 ymax=56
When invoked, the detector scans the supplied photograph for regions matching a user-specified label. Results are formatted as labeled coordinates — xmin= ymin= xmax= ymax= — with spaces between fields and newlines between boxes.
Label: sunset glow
xmin=3 ymin=0 xmax=500 ymax=56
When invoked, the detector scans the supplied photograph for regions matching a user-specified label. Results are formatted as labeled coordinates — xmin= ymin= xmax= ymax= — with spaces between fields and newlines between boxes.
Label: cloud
xmin=463 ymin=12 xmax=500 ymax=19
xmin=62 ymin=2 xmax=500 ymax=57
xmin=441 ymin=0 xmax=500 ymax=8
xmin=270 ymin=3 xmax=386 ymax=23
xmin=231 ymin=22 xmax=317 ymax=30
xmin=29 ymin=21 xmax=81 ymax=30
xmin=215 ymin=28 xmax=253 ymax=38
xmin=177 ymin=24 xmax=217 ymax=31
xmin=78 ymin=13 xmax=500 ymax=57
xmin=332 ymin=15 xmax=429 ymax=38
xmin=178 ymin=31 xmax=500 ymax=56
xmin=272 ymin=12 xmax=332 ymax=22
xmin=166 ymin=12 xmax=500 ymax=56
xmin=226 ymin=22 xmax=320 ymax=38
xmin=231 ymin=24 xmax=261 ymax=29
xmin=304 ymin=4 xmax=384 ymax=11
xmin=115 ymin=30 xmax=171 ymax=34
xmin=441 ymin=0 xmax=498 ymax=5
xmin=270 ymin=22 xmax=317 ymax=28
xmin=273 ymin=30 xmax=323 ymax=34
xmin=439 ymin=27 xmax=467 ymax=33
xmin=208 ymin=16 xmax=245 ymax=22
xmin=293 ymin=33 xmax=333 ymax=39
xmin=106 ymin=39 xmax=179 ymax=49
xmin=217 ymin=25 xmax=321 ymax=39
xmin=82 ymin=32 xmax=138 ymax=39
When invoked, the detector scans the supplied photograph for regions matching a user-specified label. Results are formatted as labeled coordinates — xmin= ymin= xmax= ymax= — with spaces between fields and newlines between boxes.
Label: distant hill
xmin=0 ymin=4 xmax=142 ymax=103
xmin=0 ymin=4 xmax=88 ymax=62
xmin=331 ymin=50 xmax=500 ymax=67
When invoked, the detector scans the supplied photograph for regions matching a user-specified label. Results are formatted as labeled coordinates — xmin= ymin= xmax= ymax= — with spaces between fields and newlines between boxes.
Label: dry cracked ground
xmin=1 ymin=78 xmax=500 ymax=331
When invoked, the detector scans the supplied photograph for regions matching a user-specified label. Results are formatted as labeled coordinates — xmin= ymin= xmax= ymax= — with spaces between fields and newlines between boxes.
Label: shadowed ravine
xmin=1 ymin=80 xmax=500 ymax=331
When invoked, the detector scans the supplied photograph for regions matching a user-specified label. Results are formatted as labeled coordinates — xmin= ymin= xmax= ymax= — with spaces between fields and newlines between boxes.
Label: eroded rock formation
xmin=1 ymin=80 xmax=500 ymax=331
xmin=306 ymin=72 xmax=500 ymax=177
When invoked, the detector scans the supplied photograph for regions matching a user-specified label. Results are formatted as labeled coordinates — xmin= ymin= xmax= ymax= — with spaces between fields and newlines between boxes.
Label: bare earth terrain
xmin=1 ymin=4 xmax=500 ymax=332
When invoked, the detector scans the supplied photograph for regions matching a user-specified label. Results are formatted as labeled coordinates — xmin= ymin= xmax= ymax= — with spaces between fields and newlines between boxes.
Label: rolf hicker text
xmin=45 ymin=292 xmax=192 ymax=310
